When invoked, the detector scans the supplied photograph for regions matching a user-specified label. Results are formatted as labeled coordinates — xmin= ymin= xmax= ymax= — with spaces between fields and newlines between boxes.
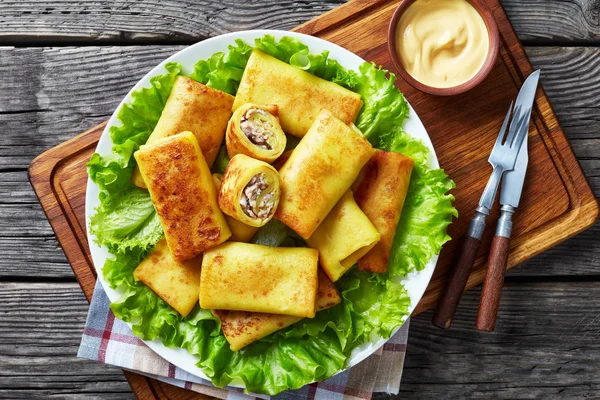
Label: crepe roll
xmin=218 ymin=154 xmax=281 ymax=228
xmin=132 ymin=76 xmax=234 ymax=188
xmin=134 ymin=239 xmax=201 ymax=317
xmin=354 ymin=150 xmax=414 ymax=273
xmin=275 ymin=109 xmax=375 ymax=239
xmin=134 ymin=132 xmax=231 ymax=261
xmin=307 ymin=191 xmax=380 ymax=282
xmin=233 ymin=50 xmax=363 ymax=138
xmin=226 ymin=103 xmax=286 ymax=163
xmin=213 ymin=270 xmax=341 ymax=351
xmin=200 ymin=242 xmax=319 ymax=317
xmin=212 ymin=173 xmax=259 ymax=242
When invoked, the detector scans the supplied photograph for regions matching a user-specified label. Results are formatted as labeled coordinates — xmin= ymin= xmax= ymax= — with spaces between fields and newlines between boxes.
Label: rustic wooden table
xmin=1 ymin=1 xmax=599 ymax=398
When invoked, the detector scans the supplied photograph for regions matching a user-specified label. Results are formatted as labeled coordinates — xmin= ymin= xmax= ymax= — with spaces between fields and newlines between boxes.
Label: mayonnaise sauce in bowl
xmin=388 ymin=0 xmax=499 ymax=95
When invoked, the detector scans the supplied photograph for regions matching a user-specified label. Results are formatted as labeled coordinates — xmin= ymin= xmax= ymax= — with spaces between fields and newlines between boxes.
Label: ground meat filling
xmin=240 ymin=173 xmax=275 ymax=220
xmin=240 ymin=108 xmax=274 ymax=150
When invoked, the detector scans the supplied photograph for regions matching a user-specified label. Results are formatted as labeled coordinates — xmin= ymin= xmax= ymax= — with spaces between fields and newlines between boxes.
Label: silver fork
xmin=476 ymin=102 xmax=530 ymax=220
xmin=432 ymin=101 xmax=529 ymax=329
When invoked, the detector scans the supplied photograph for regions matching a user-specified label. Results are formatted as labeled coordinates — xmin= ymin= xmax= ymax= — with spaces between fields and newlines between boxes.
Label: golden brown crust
xmin=218 ymin=154 xmax=281 ymax=228
xmin=226 ymin=103 xmax=286 ymax=163
xmin=354 ymin=150 xmax=414 ymax=273
xmin=275 ymin=109 xmax=375 ymax=239
xmin=132 ymin=76 xmax=234 ymax=188
xmin=306 ymin=190 xmax=380 ymax=281
xmin=212 ymin=174 xmax=259 ymax=242
xmin=233 ymin=50 xmax=363 ymax=138
xmin=133 ymin=239 xmax=201 ymax=317
xmin=212 ymin=268 xmax=340 ymax=351
xmin=134 ymin=132 xmax=231 ymax=261
xmin=199 ymin=242 xmax=319 ymax=318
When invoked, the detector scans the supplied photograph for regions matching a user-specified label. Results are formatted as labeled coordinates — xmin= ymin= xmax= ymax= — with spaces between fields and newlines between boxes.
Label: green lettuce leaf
xmin=88 ymin=34 xmax=457 ymax=395
xmin=89 ymin=188 xmax=163 ymax=254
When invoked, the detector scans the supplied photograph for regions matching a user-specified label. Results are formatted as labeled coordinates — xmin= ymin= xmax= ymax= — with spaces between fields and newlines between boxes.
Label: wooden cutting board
xmin=28 ymin=0 xmax=599 ymax=398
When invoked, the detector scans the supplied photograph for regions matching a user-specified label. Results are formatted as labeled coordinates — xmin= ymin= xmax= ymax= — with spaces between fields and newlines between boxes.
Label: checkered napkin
xmin=78 ymin=280 xmax=409 ymax=399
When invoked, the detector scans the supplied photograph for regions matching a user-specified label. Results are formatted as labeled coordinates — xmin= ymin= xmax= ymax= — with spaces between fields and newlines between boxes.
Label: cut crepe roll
xmin=212 ymin=173 xmax=258 ymax=242
xmin=134 ymin=238 xmax=201 ymax=317
xmin=132 ymin=76 xmax=234 ymax=188
xmin=218 ymin=154 xmax=281 ymax=228
xmin=134 ymin=132 xmax=231 ymax=261
xmin=275 ymin=109 xmax=375 ymax=239
xmin=354 ymin=150 xmax=414 ymax=273
xmin=226 ymin=103 xmax=286 ymax=163
xmin=307 ymin=191 xmax=380 ymax=282
xmin=200 ymin=242 xmax=319 ymax=318
xmin=233 ymin=50 xmax=363 ymax=138
xmin=213 ymin=270 xmax=341 ymax=351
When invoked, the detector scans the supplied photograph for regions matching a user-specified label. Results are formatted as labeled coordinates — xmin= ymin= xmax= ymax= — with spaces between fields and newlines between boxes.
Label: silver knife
xmin=476 ymin=71 xmax=540 ymax=332
xmin=432 ymin=70 xmax=540 ymax=329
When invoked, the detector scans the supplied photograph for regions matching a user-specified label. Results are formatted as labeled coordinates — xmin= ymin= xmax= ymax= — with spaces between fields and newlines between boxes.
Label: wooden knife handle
xmin=476 ymin=235 xmax=510 ymax=332
xmin=432 ymin=235 xmax=482 ymax=329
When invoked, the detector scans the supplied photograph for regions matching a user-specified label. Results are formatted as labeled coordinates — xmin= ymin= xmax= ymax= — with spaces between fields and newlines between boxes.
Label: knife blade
xmin=476 ymin=71 xmax=540 ymax=332
xmin=500 ymin=71 xmax=539 ymax=208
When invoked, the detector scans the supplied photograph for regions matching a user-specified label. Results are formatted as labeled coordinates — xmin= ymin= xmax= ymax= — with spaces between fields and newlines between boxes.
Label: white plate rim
xmin=85 ymin=29 xmax=440 ymax=389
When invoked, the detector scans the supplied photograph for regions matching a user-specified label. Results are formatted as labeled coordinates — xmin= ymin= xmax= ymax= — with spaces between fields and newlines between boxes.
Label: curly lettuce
xmin=87 ymin=34 xmax=456 ymax=395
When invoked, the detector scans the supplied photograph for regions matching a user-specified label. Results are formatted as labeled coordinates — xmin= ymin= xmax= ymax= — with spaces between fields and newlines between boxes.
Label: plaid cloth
xmin=78 ymin=280 xmax=409 ymax=399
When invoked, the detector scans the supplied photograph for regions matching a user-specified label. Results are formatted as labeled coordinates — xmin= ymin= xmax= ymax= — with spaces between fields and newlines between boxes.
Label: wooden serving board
xmin=29 ymin=0 xmax=598 ymax=398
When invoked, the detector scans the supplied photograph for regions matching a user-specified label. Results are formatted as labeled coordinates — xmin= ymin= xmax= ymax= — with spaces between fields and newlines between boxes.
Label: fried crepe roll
xmin=212 ymin=173 xmax=259 ymax=242
xmin=132 ymin=76 xmax=234 ymax=188
xmin=200 ymin=242 xmax=319 ymax=317
xmin=275 ymin=109 xmax=375 ymax=239
xmin=306 ymin=191 xmax=380 ymax=281
xmin=226 ymin=103 xmax=286 ymax=163
xmin=233 ymin=50 xmax=363 ymax=138
xmin=133 ymin=239 xmax=201 ymax=317
xmin=218 ymin=154 xmax=281 ymax=228
xmin=134 ymin=132 xmax=231 ymax=261
xmin=213 ymin=270 xmax=341 ymax=351
xmin=354 ymin=150 xmax=414 ymax=273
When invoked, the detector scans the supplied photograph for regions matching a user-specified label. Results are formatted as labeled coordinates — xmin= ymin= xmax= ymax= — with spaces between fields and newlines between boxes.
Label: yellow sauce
xmin=395 ymin=0 xmax=489 ymax=88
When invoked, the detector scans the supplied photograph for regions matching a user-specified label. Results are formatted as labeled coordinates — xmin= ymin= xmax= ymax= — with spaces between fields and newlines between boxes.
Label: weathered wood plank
xmin=0 ymin=171 xmax=38 ymax=203
xmin=0 ymin=203 xmax=56 ymax=237
xmin=397 ymin=282 xmax=600 ymax=399
xmin=5 ymin=282 xmax=600 ymax=399
xmin=0 ymin=237 xmax=71 ymax=279
xmin=503 ymin=0 xmax=600 ymax=44
xmin=0 ymin=1 xmax=598 ymax=45
xmin=0 ymin=282 xmax=132 ymax=399
xmin=0 ymin=1 xmax=344 ymax=45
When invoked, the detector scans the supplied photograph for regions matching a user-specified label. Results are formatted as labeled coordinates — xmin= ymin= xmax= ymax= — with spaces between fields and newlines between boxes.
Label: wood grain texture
xmin=0 ymin=0 xmax=344 ymax=45
xmin=0 ymin=1 xmax=598 ymax=45
xmin=477 ymin=235 xmax=511 ymax=332
xmin=4 ymin=281 xmax=600 ymax=399
xmin=433 ymin=236 xmax=482 ymax=329
xmin=6 ymin=0 xmax=600 ymax=399
xmin=0 ymin=282 xmax=134 ymax=399
xmin=399 ymin=283 xmax=600 ymax=399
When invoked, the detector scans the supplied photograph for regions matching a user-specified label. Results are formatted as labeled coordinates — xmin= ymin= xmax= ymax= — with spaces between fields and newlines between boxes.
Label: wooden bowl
xmin=387 ymin=0 xmax=500 ymax=96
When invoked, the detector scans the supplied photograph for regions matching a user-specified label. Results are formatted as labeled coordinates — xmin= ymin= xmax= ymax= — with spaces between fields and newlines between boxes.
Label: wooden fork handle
xmin=476 ymin=235 xmax=510 ymax=331
xmin=432 ymin=235 xmax=482 ymax=329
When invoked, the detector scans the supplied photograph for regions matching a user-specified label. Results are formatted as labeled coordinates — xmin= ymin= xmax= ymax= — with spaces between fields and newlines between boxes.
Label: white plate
xmin=86 ymin=29 xmax=439 ymax=388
